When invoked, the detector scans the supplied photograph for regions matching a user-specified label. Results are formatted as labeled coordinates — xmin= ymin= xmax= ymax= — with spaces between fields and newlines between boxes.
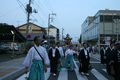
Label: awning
xmin=0 ymin=24 xmax=26 ymax=42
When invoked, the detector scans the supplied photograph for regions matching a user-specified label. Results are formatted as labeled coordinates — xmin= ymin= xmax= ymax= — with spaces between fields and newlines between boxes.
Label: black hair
xmin=34 ymin=36 xmax=40 ymax=42
xmin=56 ymin=42 xmax=60 ymax=45
xmin=83 ymin=43 xmax=87 ymax=46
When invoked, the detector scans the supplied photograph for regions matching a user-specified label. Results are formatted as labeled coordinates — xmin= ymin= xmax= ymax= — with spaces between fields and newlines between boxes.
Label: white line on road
xmin=75 ymin=61 xmax=100 ymax=63
xmin=73 ymin=58 xmax=78 ymax=69
xmin=45 ymin=68 xmax=50 ymax=80
xmin=58 ymin=68 xmax=68 ymax=80
xmin=17 ymin=73 xmax=29 ymax=80
xmin=102 ymin=69 xmax=106 ymax=72
xmin=91 ymin=69 xmax=108 ymax=80
xmin=74 ymin=69 xmax=88 ymax=80
xmin=91 ymin=56 xmax=100 ymax=61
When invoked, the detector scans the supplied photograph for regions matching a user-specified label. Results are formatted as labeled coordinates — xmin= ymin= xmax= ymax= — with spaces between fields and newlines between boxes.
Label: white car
xmin=10 ymin=43 xmax=19 ymax=51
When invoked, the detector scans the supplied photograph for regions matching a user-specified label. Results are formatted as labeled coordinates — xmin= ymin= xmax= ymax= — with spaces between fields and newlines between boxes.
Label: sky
xmin=0 ymin=0 xmax=120 ymax=42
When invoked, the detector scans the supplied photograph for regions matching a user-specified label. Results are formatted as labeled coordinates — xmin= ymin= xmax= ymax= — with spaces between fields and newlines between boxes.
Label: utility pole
xmin=26 ymin=0 xmax=32 ymax=42
xmin=48 ymin=13 xmax=56 ymax=45
xmin=48 ymin=14 xmax=50 ymax=45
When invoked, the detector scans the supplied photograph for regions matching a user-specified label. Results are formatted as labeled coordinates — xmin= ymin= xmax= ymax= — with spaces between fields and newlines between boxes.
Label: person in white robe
xmin=65 ymin=45 xmax=75 ymax=71
xmin=23 ymin=36 xmax=49 ymax=80
xmin=56 ymin=42 xmax=64 ymax=71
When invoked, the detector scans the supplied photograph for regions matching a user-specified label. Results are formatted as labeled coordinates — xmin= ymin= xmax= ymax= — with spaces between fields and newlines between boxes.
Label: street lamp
xmin=113 ymin=19 xmax=120 ymax=41
xmin=11 ymin=30 xmax=15 ymax=58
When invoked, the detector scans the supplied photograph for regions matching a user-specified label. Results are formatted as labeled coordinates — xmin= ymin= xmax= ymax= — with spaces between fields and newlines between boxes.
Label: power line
xmin=16 ymin=0 xmax=27 ymax=15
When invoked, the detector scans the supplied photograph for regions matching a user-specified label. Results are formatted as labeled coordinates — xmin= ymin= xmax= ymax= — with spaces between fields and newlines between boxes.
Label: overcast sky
xmin=0 ymin=0 xmax=120 ymax=41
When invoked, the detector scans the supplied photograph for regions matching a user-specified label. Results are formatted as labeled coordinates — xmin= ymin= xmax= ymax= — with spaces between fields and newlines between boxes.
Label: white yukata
xmin=56 ymin=46 xmax=64 ymax=57
xmin=65 ymin=49 xmax=75 ymax=70
xmin=23 ymin=45 xmax=50 ymax=80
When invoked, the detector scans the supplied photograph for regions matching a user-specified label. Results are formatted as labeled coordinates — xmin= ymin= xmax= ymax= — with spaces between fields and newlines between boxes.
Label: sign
xmin=105 ymin=37 xmax=111 ymax=41
xmin=27 ymin=35 xmax=31 ymax=38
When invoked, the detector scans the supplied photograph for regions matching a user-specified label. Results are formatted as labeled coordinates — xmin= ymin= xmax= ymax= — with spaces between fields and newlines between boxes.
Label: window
xmin=113 ymin=15 xmax=120 ymax=19
xmin=105 ymin=15 xmax=113 ymax=22
xmin=100 ymin=15 xmax=103 ymax=22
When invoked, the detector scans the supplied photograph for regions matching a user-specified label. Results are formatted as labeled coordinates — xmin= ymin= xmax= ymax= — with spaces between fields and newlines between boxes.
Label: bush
xmin=23 ymin=43 xmax=33 ymax=54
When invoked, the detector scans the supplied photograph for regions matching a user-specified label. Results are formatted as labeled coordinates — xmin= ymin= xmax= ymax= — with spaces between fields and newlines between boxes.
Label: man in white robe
xmin=23 ymin=36 xmax=50 ymax=80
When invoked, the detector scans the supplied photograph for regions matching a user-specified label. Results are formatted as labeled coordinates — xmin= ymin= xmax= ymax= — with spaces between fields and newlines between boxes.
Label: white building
xmin=81 ymin=10 xmax=120 ymax=45
xmin=45 ymin=25 xmax=59 ymax=43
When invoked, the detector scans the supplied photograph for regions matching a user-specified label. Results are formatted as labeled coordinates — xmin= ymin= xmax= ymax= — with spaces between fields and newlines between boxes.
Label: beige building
xmin=16 ymin=23 xmax=46 ymax=41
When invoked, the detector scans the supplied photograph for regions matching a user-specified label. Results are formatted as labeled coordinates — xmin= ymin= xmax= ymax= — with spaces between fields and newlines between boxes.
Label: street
xmin=17 ymin=53 xmax=114 ymax=80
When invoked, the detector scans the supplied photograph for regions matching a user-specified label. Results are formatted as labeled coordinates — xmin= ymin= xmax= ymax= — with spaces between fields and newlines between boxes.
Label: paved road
xmin=17 ymin=54 xmax=114 ymax=80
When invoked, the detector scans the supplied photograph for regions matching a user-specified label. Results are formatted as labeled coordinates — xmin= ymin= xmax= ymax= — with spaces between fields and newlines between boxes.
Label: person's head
xmin=69 ymin=45 xmax=73 ymax=49
xmin=110 ymin=43 xmax=114 ymax=48
xmin=57 ymin=42 xmax=60 ymax=47
xmin=34 ymin=36 xmax=41 ymax=46
xmin=52 ymin=43 xmax=56 ymax=49
xmin=83 ymin=43 xmax=87 ymax=49
xmin=115 ymin=41 xmax=120 ymax=50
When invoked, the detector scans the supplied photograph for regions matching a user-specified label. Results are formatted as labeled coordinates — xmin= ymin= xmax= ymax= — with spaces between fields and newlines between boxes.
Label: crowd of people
xmin=100 ymin=42 xmax=120 ymax=80
xmin=23 ymin=36 xmax=120 ymax=80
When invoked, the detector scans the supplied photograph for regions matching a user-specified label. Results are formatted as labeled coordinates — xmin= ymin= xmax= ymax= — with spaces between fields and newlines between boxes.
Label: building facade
xmin=16 ymin=23 xmax=46 ymax=41
xmin=45 ymin=25 xmax=59 ymax=43
xmin=81 ymin=10 xmax=120 ymax=45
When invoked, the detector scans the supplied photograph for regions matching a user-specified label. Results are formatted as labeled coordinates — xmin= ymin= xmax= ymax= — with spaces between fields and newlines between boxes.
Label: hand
xmin=25 ymin=68 xmax=28 ymax=74
xmin=44 ymin=65 xmax=47 ymax=73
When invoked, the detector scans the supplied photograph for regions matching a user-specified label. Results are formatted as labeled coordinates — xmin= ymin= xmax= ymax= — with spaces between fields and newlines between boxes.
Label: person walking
xmin=106 ymin=42 xmax=114 ymax=75
xmin=65 ymin=45 xmax=74 ymax=71
xmin=100 ymin=46 xmax=106 ymax=65
xmin=109 ymin=41 xmax=120 ymax=80
xmin=78 ymin=43 xmax=90 ymax=76
xmin=48 ymin=43 xmax=61 ymax=77
xmin=23 ymin=36 xmax=50 ymax=80
xmin=56 ymin=42 xmax=64 ymax=71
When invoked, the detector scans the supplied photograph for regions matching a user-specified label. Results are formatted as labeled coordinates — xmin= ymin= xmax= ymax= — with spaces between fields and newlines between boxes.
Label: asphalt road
xmin=17 ymin=54 xmax=114 ymax=80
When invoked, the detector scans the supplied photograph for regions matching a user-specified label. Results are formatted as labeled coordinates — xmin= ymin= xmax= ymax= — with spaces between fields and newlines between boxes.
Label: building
xmin=81 ymin=10 xmax=120 ymax=45
xmin=16 ymin=23 xmax=46 ymax=41
xmin=45 ymin=25 xmax=59 ymax=43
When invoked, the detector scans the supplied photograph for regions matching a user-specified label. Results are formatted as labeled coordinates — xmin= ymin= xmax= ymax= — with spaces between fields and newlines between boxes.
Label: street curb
xmin=0 ymin=67 xmax=25 ymax=80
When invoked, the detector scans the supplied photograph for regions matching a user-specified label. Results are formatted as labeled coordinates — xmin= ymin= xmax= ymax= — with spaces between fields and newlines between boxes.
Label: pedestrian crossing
xmin=17 ymin=68 xmax=112 ymax=80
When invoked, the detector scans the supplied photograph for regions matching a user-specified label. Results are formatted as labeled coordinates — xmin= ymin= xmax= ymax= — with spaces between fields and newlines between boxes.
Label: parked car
xmin=10 ymin=43 xmax=19 ymax=51
xmin=0 ymin=44 xmax=9 ymax=54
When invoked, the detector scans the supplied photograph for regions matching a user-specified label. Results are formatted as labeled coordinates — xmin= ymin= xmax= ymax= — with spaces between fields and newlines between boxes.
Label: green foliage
xmin=23 ymin=43 xmax=33 ymax=54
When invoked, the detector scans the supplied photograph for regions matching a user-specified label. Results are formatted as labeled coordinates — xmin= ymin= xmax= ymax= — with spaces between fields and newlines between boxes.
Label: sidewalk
xmin=0 ymin=57 xmax=25 ymax=80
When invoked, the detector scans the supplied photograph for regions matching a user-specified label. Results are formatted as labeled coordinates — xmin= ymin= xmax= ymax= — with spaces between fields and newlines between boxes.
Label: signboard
xmin=105 ymin=37 xmax=111 ymax=41
xmin=27 ymin=35 xmax=31 ymax=39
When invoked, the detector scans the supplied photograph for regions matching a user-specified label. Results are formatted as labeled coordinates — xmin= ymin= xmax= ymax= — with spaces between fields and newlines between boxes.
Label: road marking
xmin=45 ymin=68 xmax=50 ymax=80
xmin=91 ymin=56 xmax=100 ymax=61
xmin=90 ymin=61 xmax=100 ymax=63
xmin=74 ymin=69 xmax=88 ymax=80
xmin=0 ymin=58 xmax=25 ymax=67
xmin=102 ymin=69 xmax=106 ymax=72
xmin=17 ymin=72 xmax=29 ymax=80
xmin=76 ymin=60 xmax=100 ymax=63
xmin=73 ymin=58 xmax=78 ymax=69
xmin=91 ymin=69 xmax=108 ymax=80
xmin=58 ymin=68 xmax=68 ymax=80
